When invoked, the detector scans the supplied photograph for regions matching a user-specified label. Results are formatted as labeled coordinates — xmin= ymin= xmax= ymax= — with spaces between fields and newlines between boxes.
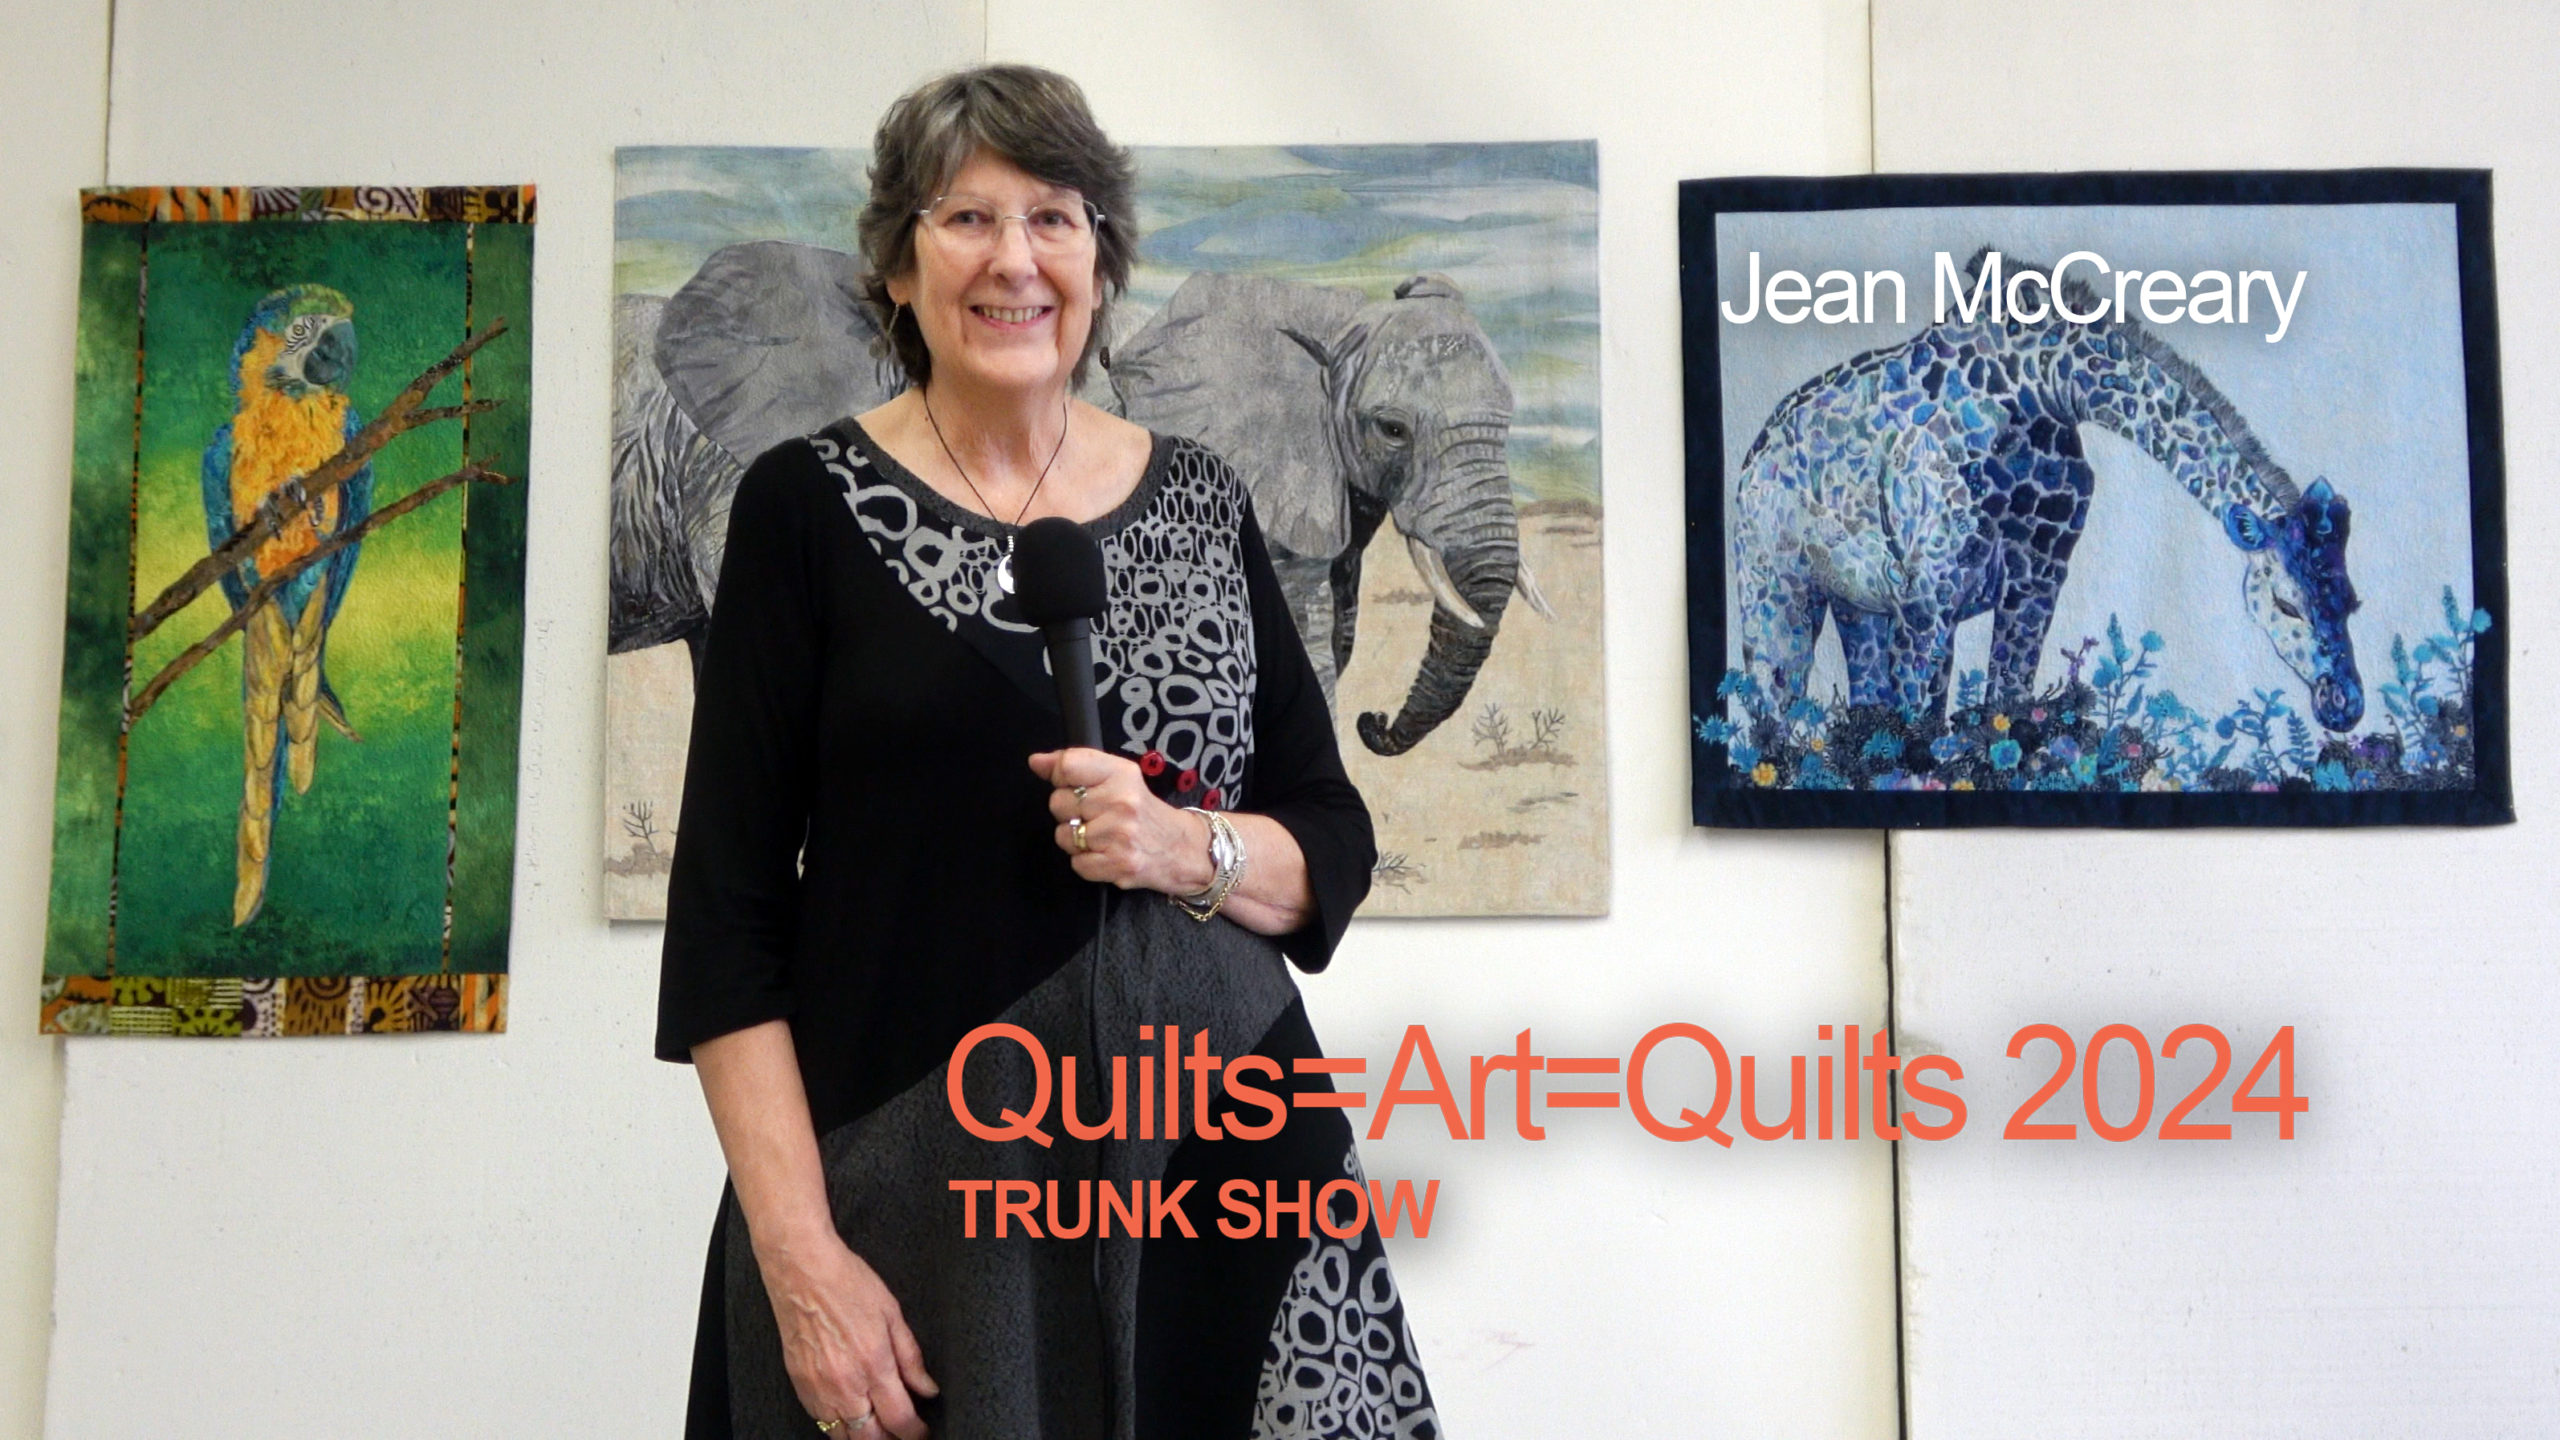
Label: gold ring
xmin=1070 ymin=817 xmax=1089 ymax=851
xmin=814 ymin=1422 xmax=839 ymax=1434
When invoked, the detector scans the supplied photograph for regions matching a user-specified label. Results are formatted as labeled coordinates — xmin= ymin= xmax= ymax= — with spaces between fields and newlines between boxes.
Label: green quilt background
xmin=43 ymin=214 xmax=531 ymax=983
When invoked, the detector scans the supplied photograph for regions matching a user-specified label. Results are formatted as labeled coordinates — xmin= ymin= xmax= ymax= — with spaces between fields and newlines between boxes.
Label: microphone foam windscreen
xmin=1011 ymin=515 xmax=1109 ymax=624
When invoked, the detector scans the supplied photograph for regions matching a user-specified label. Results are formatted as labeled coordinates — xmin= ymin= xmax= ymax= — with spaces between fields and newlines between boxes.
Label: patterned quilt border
xmin=40 ymin=974 xmax=508 ymax=1037
xmin=79 ymin=185 xmax=535 ymax=224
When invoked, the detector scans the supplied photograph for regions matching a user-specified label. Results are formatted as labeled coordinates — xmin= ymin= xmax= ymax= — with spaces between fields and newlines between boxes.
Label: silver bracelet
xmin=1173 ymin=808 xmax=1246 ymax=921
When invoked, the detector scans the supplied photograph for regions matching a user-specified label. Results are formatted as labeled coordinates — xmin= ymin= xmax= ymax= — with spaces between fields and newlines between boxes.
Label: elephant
xmin=610 ymin=240 xmax=903 ymax=669
xmin=1107 ymin=272 xmax=1551 ymax=756
xmin=612 ymin=243 xmax=1550 ymax=759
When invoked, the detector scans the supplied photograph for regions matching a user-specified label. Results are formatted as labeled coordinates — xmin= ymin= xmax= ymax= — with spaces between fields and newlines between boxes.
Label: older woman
xmin=658 ymin=66 xmax=1442 ymax=1440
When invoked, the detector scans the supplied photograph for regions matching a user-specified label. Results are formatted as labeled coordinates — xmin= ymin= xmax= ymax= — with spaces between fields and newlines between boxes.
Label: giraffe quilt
xmin=38 ymin=187 xmax=534 ymax=1036
xmin=1681 ymin=172 xmax=2509 ymax=827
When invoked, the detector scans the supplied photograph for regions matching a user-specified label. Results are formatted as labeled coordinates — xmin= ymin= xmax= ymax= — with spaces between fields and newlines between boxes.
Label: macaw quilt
xmin=1682 ymin=171 xmax=2510 ymax=827
xmin=607 ymin=144 xmax=1606 ymax=917
xmin=40 ymin=185 xmax=534 ymax=1036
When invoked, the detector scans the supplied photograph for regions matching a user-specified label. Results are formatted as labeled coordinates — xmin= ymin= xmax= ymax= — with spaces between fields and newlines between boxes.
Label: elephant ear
xmin=654 ymin=240 xmax=904 ymax=466
xmin=1109 ymin=272 xmax=1367 ymax=559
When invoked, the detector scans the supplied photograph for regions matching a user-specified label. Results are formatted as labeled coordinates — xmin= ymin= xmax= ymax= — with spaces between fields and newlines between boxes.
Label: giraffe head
xmin=2225 ymin=478 xmax=2363 ymax=730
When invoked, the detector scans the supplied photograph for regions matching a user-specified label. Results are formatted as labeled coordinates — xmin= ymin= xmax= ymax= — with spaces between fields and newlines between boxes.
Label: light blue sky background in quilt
xmin=616 ymin=143 xmax=1600 ymax=505
xmin=1714 ymin=202 xmax=2472 ymax=736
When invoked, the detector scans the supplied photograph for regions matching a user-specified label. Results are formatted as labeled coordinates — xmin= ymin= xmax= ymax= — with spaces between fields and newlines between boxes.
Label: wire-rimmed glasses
xmin=914 ymin=193 xmax=1105 ymax=253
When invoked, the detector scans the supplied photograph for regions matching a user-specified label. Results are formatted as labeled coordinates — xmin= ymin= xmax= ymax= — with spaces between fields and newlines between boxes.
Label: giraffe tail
xmin=285 ymin=586 xmax=329 ymax=794
xmin=235 ymin=601 xmax=293 ymax=926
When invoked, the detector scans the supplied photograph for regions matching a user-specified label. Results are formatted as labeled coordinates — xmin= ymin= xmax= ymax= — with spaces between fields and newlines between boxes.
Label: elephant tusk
xmin=1514 ymin=551 xmax=1557 ymax=621
xmin=1405 ymin=534 xmax=1487 ymax=630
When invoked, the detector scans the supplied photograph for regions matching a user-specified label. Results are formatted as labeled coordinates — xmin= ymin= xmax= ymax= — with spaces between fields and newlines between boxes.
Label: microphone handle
xmin=1045 ymin=618 xmax=1103 ymax=750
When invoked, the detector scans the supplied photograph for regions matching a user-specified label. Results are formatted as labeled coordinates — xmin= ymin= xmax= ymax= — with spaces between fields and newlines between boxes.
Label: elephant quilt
xmin=39 ymin=186 xmax=533 ymax=1036
xmin=608 ymin=144 xmax=1608 ymax=915
xmin=1681 ymin=171 xmax=2510 ymax=827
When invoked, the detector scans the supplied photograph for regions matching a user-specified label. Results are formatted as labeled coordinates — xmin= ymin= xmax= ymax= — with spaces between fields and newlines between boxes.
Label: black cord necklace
xmin=921 ymin=386 xmax=1072 ymax=595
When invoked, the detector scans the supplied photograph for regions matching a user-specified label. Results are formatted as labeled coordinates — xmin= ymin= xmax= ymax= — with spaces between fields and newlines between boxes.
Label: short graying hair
xmin=858 ymin=65 xmax=1136 ymax=390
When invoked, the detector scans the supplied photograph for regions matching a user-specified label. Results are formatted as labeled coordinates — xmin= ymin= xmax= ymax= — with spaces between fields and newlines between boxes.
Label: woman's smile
xmin=971 ymin=303 xmax=1054 ymax=328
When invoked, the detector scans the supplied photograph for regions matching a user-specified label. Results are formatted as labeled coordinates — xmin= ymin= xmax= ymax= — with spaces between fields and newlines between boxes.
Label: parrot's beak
xmin=270 ymin=317 xmax=355 ymax=396
xmin=302 ymin=318 xmax=356 ymax=389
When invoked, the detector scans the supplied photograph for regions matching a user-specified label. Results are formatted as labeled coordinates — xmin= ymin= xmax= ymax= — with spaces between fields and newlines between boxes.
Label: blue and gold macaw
xmin=202 ymin=284 xmax=371 ymax=926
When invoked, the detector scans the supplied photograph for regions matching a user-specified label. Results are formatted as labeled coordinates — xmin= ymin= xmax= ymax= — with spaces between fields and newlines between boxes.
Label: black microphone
xmin=1010 ymin=516 xmax=1108 ymax=750
xmin=1016 ymin=519 xmax=1116 ymax=1412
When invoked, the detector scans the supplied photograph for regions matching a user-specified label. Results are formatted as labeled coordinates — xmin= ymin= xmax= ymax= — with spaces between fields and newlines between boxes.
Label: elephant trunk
xmin=1357 ymin=434 xmax=1518 ymax=756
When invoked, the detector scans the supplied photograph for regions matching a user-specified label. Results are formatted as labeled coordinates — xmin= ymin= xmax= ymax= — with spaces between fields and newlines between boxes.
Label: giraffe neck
xmin=2052 ymin=325 xmax=2294 ymax=521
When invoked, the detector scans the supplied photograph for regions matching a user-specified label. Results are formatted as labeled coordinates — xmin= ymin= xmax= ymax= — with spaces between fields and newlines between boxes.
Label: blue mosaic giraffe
xmin=1731 ymin=249 xmax=2363 ymax=734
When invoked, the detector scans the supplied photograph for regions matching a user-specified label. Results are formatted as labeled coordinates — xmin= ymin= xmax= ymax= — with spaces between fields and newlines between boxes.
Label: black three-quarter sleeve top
xmin=655 ymin=419 xmax=1374 ymax=1138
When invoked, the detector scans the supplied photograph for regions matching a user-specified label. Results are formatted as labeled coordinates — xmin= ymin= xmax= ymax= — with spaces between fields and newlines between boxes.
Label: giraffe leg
xmin=1988 ymin=546 xmax=2069 ymax=703
xmin=1742 ymin=573 xmax=1825 ymax=717
xmin=236 ymin=601 xmax=292 ymax=926
xmin=1885 ymin=599 xmax=1961 ymax=730
xmin=1860 ymin=427 xmax=1977 ymax=728
xmin=285 ymin=586 xmax=328 ymax=794
xmin=1832 ymin=606 xmax=1895 ymax=709
xmin=1985 ymin=450 xmax=2089 ymax=701
xmin=1733 ymin=443 xmax=1828 ymax=717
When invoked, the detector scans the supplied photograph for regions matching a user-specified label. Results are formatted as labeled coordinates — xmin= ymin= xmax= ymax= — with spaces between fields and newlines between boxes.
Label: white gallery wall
xmin=1877 ymin=1 xmax=2560 ymax=1435
xmin=0 ymin=6 xmax=111 ymax=1437
xmin=9 ymin=1 xmax=1896 ymax=1437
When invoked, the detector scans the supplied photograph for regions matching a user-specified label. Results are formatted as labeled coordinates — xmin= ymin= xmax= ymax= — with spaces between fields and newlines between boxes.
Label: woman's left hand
xmin=1030 ymin=748 xmax=1216 ymax=895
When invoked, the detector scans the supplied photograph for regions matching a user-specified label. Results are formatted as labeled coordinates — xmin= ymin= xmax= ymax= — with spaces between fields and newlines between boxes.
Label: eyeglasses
xmin=914 ymin=193 xmax=1105 ymax=253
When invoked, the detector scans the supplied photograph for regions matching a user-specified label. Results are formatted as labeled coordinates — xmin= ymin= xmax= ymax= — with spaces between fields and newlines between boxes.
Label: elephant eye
xmin=1373 ymin=417 xmax=1411 ymax=444
xmin=2272 ymin=594 xmax=2303 ymax=621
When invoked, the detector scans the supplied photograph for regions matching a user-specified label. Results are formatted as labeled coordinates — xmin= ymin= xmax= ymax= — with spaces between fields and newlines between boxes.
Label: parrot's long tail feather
xmin=235 ymin=601 xmax=292 ymax=926
xmin=319 ymin=681 xmax=362 ymax=742
xmin=285 ymin=587 xmax=328 ymax=794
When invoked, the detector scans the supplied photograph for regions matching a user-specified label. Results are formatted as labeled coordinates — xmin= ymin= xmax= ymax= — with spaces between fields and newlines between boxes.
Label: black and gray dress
xmin=658 ymin=420 xmax=1443 ymax=1440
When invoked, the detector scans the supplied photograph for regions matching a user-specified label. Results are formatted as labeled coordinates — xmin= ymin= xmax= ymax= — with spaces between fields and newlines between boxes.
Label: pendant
xmin=997 ymin=537 xmax=1016 ymax=595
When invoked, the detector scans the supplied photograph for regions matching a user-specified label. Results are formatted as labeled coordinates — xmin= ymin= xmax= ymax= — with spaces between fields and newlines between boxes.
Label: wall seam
xmin=1866 ymin=0 xmax=1879 ymax=173
xmin=1885 ymin=832 xmax=1910 ymax=1440
xmin=43 ymin=4 xmax=116 ymax=1432
xmin=1872 ymin=11 xmax=1902 ymax=1438
xmin=98 ymin=0 xmax=115 ymax=183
